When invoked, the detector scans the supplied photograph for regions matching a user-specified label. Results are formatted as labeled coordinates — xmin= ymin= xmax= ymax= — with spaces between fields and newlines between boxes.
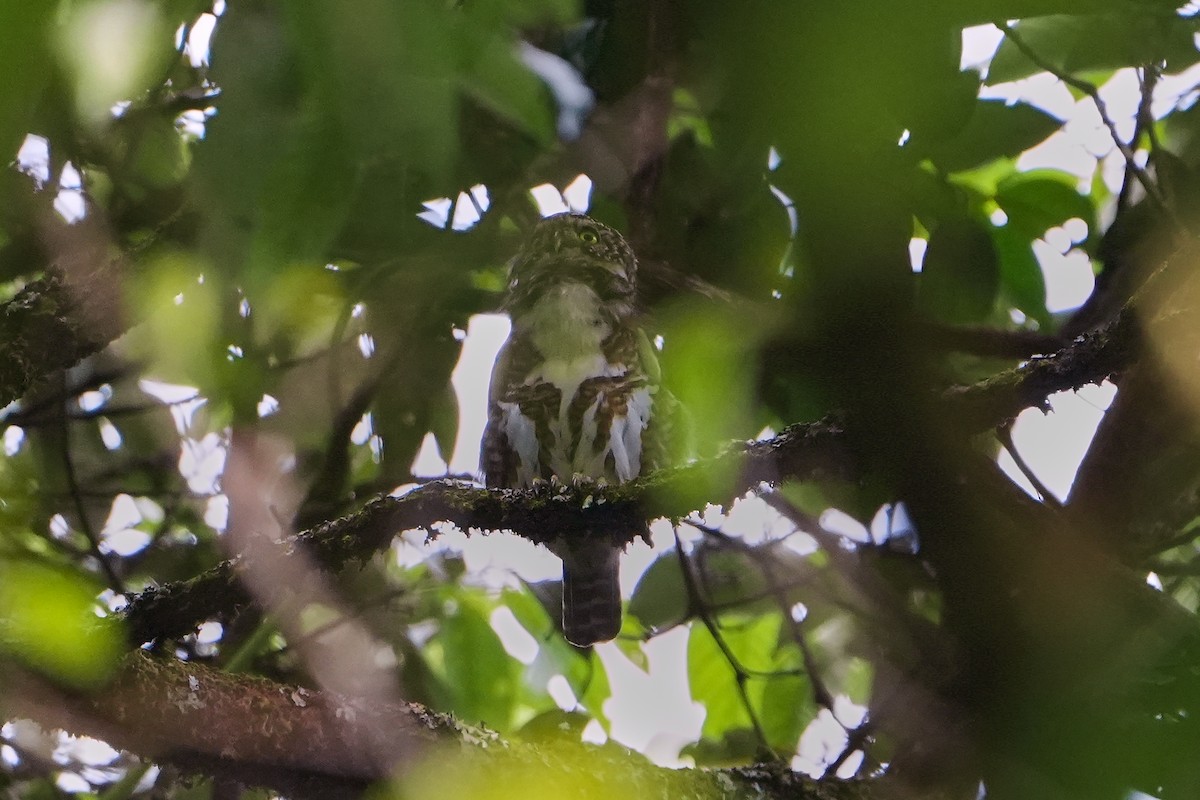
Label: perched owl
xmin=482 ymin=213 xmax=677 ymax=646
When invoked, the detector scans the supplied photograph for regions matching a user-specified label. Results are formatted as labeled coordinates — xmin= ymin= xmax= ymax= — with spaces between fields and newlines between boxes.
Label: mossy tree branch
xmin=9 ymin=651 xmax=883 ymax=800
xmin=122 ymin=309 xmax=1137 ymax=646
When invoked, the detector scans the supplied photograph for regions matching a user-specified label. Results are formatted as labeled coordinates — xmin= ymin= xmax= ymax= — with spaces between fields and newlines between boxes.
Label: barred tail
xmin=560 ymin=544 xmax=622 ymax=647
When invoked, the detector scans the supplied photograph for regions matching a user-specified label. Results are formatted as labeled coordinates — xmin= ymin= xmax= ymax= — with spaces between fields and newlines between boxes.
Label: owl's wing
xmin=632 ymin=327 xmax=693 ymax=473
xmin=482 ymin=341 xmax=519 ymax=488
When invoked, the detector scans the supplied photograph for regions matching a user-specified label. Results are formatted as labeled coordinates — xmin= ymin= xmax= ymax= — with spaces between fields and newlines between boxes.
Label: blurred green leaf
xmin=919 ymin=216 xmax=1000 ymax=324
xmin=657 ymin=299 xmax=771 ymax=503
xmin=503 ymin=585 xmax=556 ymax=639
xmin=124 ymin=251 xmax=220 ymax=388
xmin=460 ymin=37 xmax=554 ymax=144
xmin=628 ymin=554 xmax=688 ymax=631
xmin=429 ymin=383 xmax=460 ymax=470
xmin=246 ymin=116 xmax=356 ymax=285
xmin=987 ymin=14 xmax=1200 ymax=85
xmin=126 ymin=116 xmax=192 ymax=190
xmin=436 ymin=598 xmax=518 ymax=728
xmin=995 ymin=170 xmax=1095 ymax=243
xmin=0 ymin=560 xmax=124 ymax=689
xmin=284 ymin=1 xmax=459 ymax=180
xmin=0 ymin=5 xmax=54 ymax=159
xmin=992 ymin=222 xmax=1050 ymax=326
xmin=841 ymin=656 xmax=874 ymax=706
xmin=578 ymin=649 xmax=613 ymax=724
xmin=56 ymin=0 xmax=177 ymax=127
xmin=926 ymin=101 xmax=1063 ymax=173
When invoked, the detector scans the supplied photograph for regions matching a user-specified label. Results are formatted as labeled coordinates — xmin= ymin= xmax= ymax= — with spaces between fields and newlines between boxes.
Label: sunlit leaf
xmin=578 ymin=649 xmax=612 ymax=725
xmin=503 ymin=586 xmax=555 ymax=640
xmin=756 ymin=672 xmax=811 ymax=752
xmin=437 ymin=598 xmax=518 ymax=729
xmin=56 ymin=0 xmax=176 ymax=127
xmin=0 ymin=561 xmax=124 ymax=689
xmin=688 ymin=612 xmax=782 ymax=740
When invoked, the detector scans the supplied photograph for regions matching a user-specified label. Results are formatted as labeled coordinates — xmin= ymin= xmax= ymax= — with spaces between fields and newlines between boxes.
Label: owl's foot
xmin=569 ymin=473 xmax=609 ymax=490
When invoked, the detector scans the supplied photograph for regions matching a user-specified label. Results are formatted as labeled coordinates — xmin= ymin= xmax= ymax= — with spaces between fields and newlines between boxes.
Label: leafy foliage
xmin=3 ymin=1 xmax=1200 ymax=799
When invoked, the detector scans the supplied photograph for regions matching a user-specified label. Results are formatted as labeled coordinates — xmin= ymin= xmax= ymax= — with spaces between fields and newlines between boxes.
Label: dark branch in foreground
xmin=12 ymin=651 xmax=879 ymax=800
xmin=122 ymin=308 xmax=1137 ymax=646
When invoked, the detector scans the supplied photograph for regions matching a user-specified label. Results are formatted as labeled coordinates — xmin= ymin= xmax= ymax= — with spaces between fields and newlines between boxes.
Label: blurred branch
xmin=918 ymin=322 xmax=1062 ymax=359
xmin=57 ymin=378 xmax=124 ymax=593
xmin=9 ymin=650 xmax=469 ymax=799
xmin=0 ymin=267 xmax=124 ymax=409
xmin=11 ymin=650 xmax=881 ymax=800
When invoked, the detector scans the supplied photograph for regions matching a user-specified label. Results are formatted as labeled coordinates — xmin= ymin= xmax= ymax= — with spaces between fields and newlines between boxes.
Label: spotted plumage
xmin=483 ymin=213 xmax=677 ymax=646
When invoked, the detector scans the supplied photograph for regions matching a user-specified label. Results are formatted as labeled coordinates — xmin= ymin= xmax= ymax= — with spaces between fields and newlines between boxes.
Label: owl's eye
xmin=578 ymin=227 xmax=599 ymax=244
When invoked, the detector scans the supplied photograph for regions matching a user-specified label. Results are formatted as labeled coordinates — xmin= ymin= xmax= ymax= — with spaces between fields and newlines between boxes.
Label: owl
xmin=482 ymin=212 xmax=677 ymax=646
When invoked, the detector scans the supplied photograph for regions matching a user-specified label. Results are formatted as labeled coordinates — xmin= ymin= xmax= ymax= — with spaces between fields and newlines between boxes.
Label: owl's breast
xmin=516 ymin=281 xmax=612 ymax=360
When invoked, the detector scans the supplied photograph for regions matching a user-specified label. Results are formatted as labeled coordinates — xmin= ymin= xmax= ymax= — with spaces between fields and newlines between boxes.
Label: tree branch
xmin=122 ymin=306 xmax=1141 ymax=646
xmin=11 ymin=650 xmax=882 ymax=800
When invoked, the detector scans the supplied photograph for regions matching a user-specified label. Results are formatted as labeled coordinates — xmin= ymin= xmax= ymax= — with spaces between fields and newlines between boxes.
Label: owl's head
xmin=505 ymin=213 xmax=637 ymax=311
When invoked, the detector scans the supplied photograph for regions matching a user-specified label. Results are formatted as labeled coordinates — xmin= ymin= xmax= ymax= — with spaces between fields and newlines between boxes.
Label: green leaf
xmin=926 ymin=101 xmax=1063 ymax=173
xmin=0 ymin=561 xmax=124 ymax=689
xmin=460 ymin=37 xmax=554 ymax=144
xmin=841 ymin=657 xmax=874 ymax=706
xmin=919 ymin=216 xmax=1001 ymax=324
xmin=688 ymin=613 xmax=782 ymax=741
xmin=246 ymin=115 xmax=356 ymax=284
xmin=127 ymin=116 xmax=193 ymax=190
xmin=987 ymin=14 xmax=1200 ymax=85
xmin=992 ymin=222 xmax=1050 ymax=326
xmin=429 ymin=383 xmax=460 ymax=468
xmin=756 ymin=672 xmax=811 ymax=752
xmin=283 ymin=2 xmax=459 ymax=180
xmin=438 ymin=599 xmax=518 ymax=728
xmin=503 ymin=585 xmax=555 ymax=639
xmin=628 ymin=554 xmax=688 ymax=631
xmin=688 ymin=623 xmax=753 ymax=744
xmin=0 ymin=4 xmax=53 ymax=159
xmin=995 ymin=170 xmax=1095 ymax=242
xmin=578 ymin=649 xmax=613 ymax=723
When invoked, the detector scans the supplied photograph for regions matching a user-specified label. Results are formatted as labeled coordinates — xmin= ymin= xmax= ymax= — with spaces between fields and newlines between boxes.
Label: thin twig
xmin=997 ymin=422 xmax=1063 ymax=509
xmin=58 ymin=380 xmax=124 ymax=592
xmin=824 ymin=718 xmax=875 ymax=779
xmin=672 ymin=527 xmax=779 ymax=759
xmin=688 ymin=519 xmax=839 ymax=712
xmin=999 ymin=22 xmax=1185 ymax=233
